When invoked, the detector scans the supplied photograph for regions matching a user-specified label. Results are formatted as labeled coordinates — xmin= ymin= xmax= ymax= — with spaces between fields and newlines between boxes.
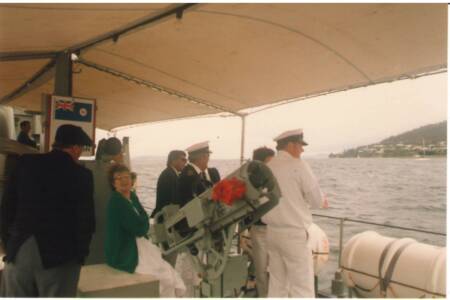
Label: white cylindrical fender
xmin=341 ymin=231 xmax=446 ymax=298
xmin=307 ymin=223 xmax=329 ymax=275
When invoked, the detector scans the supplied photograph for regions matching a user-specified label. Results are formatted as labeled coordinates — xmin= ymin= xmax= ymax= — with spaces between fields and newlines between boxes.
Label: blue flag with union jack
xmin=54 ymin=99 xmax=92 ymax=122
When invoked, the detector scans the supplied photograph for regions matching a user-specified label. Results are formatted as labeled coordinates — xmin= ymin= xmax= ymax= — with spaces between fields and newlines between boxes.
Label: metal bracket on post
xmin=54 ymin=52 xmax=73 ymax=97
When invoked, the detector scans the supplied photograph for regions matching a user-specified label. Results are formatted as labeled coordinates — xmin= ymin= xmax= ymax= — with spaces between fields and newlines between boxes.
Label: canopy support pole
xmin=54 ymin=52 xmax=73 ymax=96
xmin=239 ymin=114 xmax=247 ymax=165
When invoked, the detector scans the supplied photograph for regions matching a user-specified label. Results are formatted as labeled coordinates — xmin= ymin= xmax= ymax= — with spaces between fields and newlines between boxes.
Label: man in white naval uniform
xmin=262 ymin=129 xmax=326 ymax=298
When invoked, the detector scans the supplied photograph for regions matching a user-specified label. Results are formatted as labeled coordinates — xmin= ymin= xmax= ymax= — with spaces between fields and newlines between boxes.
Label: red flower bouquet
xmin=212 ymin=177 xmax=246 ymax=206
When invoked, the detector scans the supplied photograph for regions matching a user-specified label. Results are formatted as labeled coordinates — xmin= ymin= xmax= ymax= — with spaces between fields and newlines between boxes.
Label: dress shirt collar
xmin=188 ymin=163 xmax=211 ymax=181
xmin=171 ymin=166 xmax=180 ymax=176
xmin=188 ymin=162 xmax=202 ymax=174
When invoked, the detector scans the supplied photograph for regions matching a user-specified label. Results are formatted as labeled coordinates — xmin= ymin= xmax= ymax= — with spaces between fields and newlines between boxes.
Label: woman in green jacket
xmin=105 ymin=164 xmax=185 ymax=297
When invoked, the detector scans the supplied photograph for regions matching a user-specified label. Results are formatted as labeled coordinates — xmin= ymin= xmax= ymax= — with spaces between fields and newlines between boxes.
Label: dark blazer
xmin=176 ymin=164 xmax=221 ymax=208
xmin=207 ymin=167 xmax=221 ymax=185
xmin=150 ymin=167 xmax=178 ymax=218
xmin=17 ymin=131 xmax=37 ymax=148
xmin=0 ymin=150 xmax=95 ymax=269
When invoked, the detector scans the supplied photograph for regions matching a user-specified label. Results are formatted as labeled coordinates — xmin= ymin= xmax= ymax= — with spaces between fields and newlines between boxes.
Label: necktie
xmin=200 ymin=171 xmax=211 ymax=187
xmin=200 ymin=171 xmax=207 ymax=182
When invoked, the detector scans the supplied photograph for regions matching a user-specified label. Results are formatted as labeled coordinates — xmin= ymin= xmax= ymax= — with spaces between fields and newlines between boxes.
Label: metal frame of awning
xmin=0 ymin=4 xmax=199 ymax=105
xmin=0 ymin=3 xmax=447 ymax=164
xmin=75 ymin=57 xmax=250 ymax=164
xmin=0 ymin=3 xmax=251 ymax=162
xmin=0 ymin=51 xmax=58 ymax=62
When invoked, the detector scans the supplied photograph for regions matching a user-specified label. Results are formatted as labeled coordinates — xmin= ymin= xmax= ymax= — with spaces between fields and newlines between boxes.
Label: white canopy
xmin=0 ymin=3 xmax=447 ymax=130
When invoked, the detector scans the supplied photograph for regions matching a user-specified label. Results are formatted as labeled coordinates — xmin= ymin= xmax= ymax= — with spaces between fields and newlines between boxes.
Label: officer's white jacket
xmin=262 ymin=150 xmax=322 ymax=230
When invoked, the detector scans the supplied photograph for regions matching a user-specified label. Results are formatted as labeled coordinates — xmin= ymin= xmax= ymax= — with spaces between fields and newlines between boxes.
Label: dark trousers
xmin=0 ymin=236 xmax=81 ymax=297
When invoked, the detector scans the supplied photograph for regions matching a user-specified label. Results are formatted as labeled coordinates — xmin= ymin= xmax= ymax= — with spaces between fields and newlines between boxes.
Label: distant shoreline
xmin=329 ymin=121 xmax=446 ymax=159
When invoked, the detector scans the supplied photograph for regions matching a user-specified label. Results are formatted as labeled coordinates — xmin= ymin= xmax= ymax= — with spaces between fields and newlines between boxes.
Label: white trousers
xmin=267 ymin=227 xmax=314 ymax=298
xmin=135 ymin=237 xmax=186 ymax=297
xmin=250 ymin=225 xmax=269 ymax=298
xmin=175 ymin=252 xmax=201 ymax=297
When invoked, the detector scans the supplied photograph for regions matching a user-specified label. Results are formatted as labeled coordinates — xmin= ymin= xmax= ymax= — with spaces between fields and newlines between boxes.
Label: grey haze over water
xmin=131 ymin=156 xmax=446 ymax=288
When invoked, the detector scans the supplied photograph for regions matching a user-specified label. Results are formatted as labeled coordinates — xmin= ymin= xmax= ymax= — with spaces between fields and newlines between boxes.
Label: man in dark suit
xmin=151 ymin=150 xmax=187 ymax=218
xmin=150 ymin=150 xmax=186 ymax=267
xmin=0 ymin=124 xmax=95 ymax=297
xmin=16 ymin=120 xmax=37 ymax=149
xmin=177 ymin=141 xmax=220 ymax=208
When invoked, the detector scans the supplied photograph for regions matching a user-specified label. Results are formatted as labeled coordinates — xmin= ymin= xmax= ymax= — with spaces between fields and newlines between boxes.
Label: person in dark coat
xmin=176 ymin=141 xmax=220 ymax=208
xmin=150 ymin=150 xmax=186 ymax=267
xmin=0 ymin=124 xmax=95 ymax=297
xmin=16 ymin=120 xmax=37 ymax=149
xmin=151 ymin=150 xmax=187 ymax=218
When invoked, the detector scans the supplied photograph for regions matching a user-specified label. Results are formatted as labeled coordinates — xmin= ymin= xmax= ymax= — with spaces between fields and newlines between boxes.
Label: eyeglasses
xmin=114 ymin=174 xmax=131 ymax=181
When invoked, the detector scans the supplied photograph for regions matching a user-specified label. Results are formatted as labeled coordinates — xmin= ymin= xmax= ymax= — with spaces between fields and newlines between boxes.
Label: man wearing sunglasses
xmin=151 ymin=150 xmax=187 ymax=266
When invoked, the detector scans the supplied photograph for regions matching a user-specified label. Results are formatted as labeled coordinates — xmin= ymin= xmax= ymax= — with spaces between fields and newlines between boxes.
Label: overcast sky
xmin=97 ymin=73 xmax=447 ymax=160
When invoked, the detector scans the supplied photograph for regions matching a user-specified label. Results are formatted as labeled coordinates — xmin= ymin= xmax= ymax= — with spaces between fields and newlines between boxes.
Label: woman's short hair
xmin=108 ymin=164 xmax=130 ymax=190
xmin=253 ymin=147 xmax=275 ymax=162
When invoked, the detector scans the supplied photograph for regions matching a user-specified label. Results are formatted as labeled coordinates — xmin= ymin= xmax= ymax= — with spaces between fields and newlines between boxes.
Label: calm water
xmin=131 ymin=157 xmax=447 ymax=289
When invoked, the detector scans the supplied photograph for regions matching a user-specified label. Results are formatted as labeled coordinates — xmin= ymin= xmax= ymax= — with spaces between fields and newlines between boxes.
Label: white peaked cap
xmin=273 ymin=128 xmax=308 ymax=145
xmin=185 ymin=141 xmax=212 ymax=154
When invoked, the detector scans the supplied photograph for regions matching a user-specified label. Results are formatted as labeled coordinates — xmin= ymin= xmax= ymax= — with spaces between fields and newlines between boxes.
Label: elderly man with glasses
xmin=151 ymin=150 xmax=187 ymax=266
